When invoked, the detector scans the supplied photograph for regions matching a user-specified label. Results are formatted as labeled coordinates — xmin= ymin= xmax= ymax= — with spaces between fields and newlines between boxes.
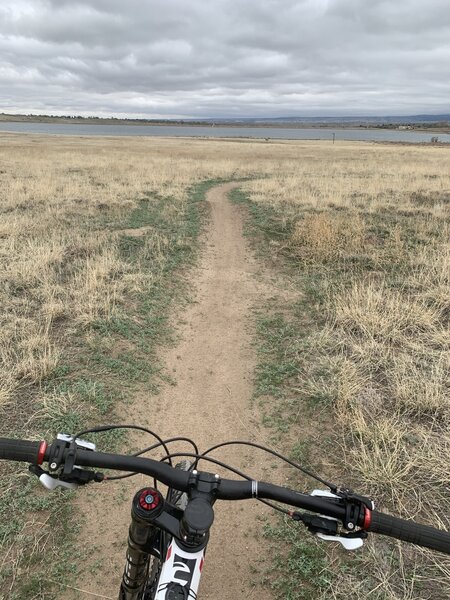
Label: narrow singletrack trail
xmin=73 ymin=182 xmax=274 ymax=599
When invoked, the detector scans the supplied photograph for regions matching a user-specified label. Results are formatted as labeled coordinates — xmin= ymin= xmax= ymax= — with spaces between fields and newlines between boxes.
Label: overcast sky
xmin=1 ymin=0 xmax=449 ymax=118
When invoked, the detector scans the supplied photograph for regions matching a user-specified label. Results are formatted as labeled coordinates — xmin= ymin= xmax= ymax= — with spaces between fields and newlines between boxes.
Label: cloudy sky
xmin=1 ymin=0 xmax=449 ymax=118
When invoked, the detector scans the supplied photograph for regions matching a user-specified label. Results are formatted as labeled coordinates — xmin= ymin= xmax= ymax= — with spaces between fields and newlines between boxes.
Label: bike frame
xmin=154 ymin=539 xmax=205 ymax=599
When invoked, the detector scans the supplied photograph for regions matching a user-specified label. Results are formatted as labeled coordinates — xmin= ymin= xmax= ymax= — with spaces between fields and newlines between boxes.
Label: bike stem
xmin=120 ymin=472 xmax=219 ymax=599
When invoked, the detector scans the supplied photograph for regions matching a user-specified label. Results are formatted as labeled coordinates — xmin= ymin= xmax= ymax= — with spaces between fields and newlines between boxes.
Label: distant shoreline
xmin=0 ymin=113 xmax=449 ymax=134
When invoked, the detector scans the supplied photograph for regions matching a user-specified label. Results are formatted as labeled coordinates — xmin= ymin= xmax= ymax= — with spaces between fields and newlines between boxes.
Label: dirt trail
xmin=73 ymin=182 xmax=274 ymax=599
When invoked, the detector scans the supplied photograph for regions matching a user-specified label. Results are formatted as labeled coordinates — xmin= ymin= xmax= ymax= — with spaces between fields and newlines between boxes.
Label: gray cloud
xmin=1 ymin=0 xmax=449 ymax=118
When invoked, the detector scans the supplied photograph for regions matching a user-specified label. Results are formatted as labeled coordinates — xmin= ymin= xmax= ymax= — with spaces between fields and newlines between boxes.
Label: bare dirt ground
xmin=70 ymin=182 xmax=276 ymax=599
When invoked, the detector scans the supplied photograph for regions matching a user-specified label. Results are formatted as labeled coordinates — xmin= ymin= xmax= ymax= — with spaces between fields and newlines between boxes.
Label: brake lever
xmin=29 ymin=463 xmax=105 ymax=489
xmin=29 ymin=433 xmax=105 ymax=491
xmin=29 ymin=465 xmax=78 ymax=490
xmin=316 ymin=532 xmax=365 ymax=550
xmin=291 ymin=489 xmax=369 ymax=551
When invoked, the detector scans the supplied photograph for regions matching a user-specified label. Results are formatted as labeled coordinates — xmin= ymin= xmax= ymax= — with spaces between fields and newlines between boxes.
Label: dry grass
xmin=1 ymin=134 xmax=449 ymax=597
xmin=290 ymin=212 xmax=367 ymax=262
xmin=0 ymin=134 xmax=296 ymax=412
xmin=242 ymin=141 xmax=450 ymax=597
xmin=0 ymin=133 xmax=303 ymax=595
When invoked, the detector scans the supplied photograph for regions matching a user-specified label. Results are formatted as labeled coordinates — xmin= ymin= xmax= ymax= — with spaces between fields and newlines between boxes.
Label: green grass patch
xmin=263 ymin=519 xmax=332 ymax=600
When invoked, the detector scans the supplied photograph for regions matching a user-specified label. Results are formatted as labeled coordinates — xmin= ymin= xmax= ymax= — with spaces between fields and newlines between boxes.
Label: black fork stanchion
xmin=119 ymin=487 xmax=164 ymax=600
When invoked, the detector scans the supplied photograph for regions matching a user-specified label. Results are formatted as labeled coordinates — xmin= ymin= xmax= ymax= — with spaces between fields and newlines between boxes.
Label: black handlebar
xmin=0 ymin=438 xmax=42 ymax=463
xmin=368 ymin=511 xmax=450 ymax=555
xmin=43 ymin=445 xmax=349 ymax=522
xmin=1 ymin=437 xmax=449 ymax=556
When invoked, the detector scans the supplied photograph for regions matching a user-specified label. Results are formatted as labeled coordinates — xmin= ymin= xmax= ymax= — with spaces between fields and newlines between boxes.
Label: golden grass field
xmin=243 ymin=144 xmax=449 ymax=508
xmin=242 ymin=142 xmax=450 ymax=597
xmin=0 ymin=134 xmax=275 ymax=409
xmin=0 ymin=133 xmax=449 ymax=598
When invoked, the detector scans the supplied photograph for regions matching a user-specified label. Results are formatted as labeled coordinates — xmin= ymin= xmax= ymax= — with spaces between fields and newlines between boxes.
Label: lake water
xmin=0 ymin=121 xmax=449 ymax=144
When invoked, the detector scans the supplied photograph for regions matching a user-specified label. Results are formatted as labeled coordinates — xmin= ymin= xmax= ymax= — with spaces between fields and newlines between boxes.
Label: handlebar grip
xmin=0 ymin=438 xmax=42 ymax=464
xmin=368 ymin=510 xmax=450 ymax=555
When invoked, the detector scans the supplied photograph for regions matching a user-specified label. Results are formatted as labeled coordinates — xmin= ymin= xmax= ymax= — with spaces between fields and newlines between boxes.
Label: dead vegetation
xmin=0 ymin=133 xmax=287 ymax=596
xmin=1 ymin=134 xmax=449 ymax=597
xmin=0 ymin=134 xmax=283 ymax=415
xmin=243 ymin=142 xmax=450 ymax=598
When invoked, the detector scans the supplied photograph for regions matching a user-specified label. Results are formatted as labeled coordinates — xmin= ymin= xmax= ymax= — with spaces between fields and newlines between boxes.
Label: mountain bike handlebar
xmin=0 ymin=438 xmax=42 ymax=463
xmin=0 ymin=438 xmax=348 ymax=518
xmin=1 ymin=436 xmax=450 ymax=555
xmin=367 ymin=512 xmax=450 ymax=555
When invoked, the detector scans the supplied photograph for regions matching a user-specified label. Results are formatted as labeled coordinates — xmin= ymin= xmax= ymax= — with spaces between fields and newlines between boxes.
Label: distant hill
xmin=214 ymin=114 xmax=450 ymax=125
xmin=0 ymin=112 xmax=448 ymax=128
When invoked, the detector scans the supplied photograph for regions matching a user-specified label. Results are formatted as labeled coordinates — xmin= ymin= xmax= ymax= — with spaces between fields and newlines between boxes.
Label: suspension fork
xmin=119 ymin=487 xmax=165 ymax=600
xmin=120 ymin=471 xmax=218 ymax=599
